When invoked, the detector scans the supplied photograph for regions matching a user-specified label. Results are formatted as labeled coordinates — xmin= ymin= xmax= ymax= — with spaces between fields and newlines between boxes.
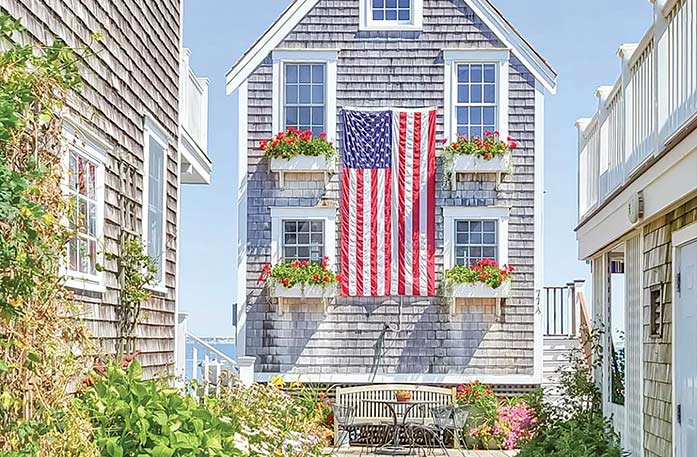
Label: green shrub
xmin=517 ymin=412 xmax=624 ymax=457
xmin=78 ymin=361 xmax=242 ymax=457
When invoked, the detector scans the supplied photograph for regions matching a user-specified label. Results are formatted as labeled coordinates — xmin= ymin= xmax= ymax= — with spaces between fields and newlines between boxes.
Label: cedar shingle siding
xmin=245 ymin=0 xmax=538 ymax=376
xmin=642 ymin=195 xmax=697 ymax=457
xmin=1 ymin=0 xmax=181 ymax=378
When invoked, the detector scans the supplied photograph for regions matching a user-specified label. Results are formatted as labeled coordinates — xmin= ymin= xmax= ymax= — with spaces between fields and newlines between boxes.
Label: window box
xmin=273 ymin=283 xmax=337 ymax=315
xmin=269 ymin=154 xmax=335 ymax=187
xmin=449 ymin=153 xmax=511 ymax=189
xmin=449 ymin=281 xmax=511 ymax=299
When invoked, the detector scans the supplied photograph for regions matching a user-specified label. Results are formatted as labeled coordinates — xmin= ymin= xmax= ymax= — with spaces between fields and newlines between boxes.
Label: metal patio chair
xmin=331 ymin=403 xmax=356 ymax=454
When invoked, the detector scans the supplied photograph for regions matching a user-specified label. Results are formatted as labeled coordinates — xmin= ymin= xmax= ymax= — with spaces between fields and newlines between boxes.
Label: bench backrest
xmin=335 ymin=384 xmax=456 ymax=422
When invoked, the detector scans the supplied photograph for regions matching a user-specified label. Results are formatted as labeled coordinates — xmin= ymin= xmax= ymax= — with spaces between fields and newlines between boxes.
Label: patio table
xmin=362 ymin=399 xmax=439 ymax=455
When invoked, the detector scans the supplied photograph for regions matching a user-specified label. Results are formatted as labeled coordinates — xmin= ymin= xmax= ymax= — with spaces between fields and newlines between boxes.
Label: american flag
xmin=340 ymin=108 xmax=436 ymax=297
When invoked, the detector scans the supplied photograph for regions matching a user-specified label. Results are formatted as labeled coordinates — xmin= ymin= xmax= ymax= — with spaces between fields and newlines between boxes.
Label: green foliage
xmin=101 ymin=237 xmax=157 ymax=357
xmin=78 ymin=360 xmax=242 ymax=457
xmin=517 ymin=329 xmax=628 ymax=457
xmin=259 ymin=127 xmax=335 ymax=159
xmin=210 ymin=380 xmax=329 ymax=456
xmin=444 ymin=259 xmax=513 ymax=289
xmin=259 ymin=258 xmax=338 ymax=288
xmin=443 ymin=131 xmax=515 ymax=160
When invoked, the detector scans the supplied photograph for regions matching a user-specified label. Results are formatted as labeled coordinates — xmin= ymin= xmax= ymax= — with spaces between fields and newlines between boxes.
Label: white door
xmin=676 ymin=240 xmax=697 ymax=457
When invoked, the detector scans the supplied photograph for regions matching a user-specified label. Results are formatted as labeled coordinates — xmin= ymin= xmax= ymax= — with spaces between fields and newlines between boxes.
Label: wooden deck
xmin=330 ymin=449 xmax=518 ymax=456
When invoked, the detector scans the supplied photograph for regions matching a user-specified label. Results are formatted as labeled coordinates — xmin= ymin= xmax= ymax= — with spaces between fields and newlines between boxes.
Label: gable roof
xmin=225 ymin=0 xmax=558 ymax=95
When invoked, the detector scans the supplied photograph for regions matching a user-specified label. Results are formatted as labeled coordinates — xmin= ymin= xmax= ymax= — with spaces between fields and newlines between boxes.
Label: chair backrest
xmin=431 ymin=405 xmax=453 ymax=428
xmin=331 ymin=403 xmax=355 ymax=427
xmin=452 ymin=405 xmax=471 ymax=429
xmin=335 ymin=384 xmax=456 ymax=423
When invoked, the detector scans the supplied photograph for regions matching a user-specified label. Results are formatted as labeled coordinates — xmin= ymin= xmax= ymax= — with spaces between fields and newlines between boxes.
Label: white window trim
xmin=359 ymin=0 xmax=423 ymax=31
xmin=442 ymin=206 xmax=510 ymax=269
xmin=270 ymin=207 xmax=337 ymax=269
xmin=443 ymin=49 xmax=510 ymax=142
xmin=142 ymin=116 xmax=169 ymax=294
xmin=272 ymin=49 xmax=338 ymax=143
xmin=60 ymin=122 xmax=108 ymax=293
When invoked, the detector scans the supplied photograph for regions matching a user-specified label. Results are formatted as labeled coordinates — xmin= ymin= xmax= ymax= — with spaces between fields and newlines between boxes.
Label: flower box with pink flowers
xmin=443 ymin=131 xmax=517 ymax=190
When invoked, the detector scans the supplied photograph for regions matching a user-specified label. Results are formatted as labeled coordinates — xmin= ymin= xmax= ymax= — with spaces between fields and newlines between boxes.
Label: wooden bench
xmin=334 ymin=384 xmax=456 ymax=444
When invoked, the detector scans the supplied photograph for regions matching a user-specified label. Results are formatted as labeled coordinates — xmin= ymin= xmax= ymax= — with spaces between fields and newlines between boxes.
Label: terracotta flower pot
xmin=396 ymin=391 xmax=412 ymax=402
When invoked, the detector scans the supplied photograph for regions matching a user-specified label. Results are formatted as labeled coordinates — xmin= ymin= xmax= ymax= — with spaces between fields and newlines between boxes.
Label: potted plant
xmin=260 ymin=127 xmax=336 ymax=186
xmin=444 ymin=259 xmax=513 ymax=299
xmin=258 ymin=257 xmax=338 ymax=300
xmin=396 ymin=390 xmax=412 ymax=402
xmin=442 ymin=131 xmax=517 ymax=189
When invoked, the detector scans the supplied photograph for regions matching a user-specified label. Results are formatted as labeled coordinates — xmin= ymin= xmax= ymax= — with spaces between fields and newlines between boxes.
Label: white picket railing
xmin=175 ymin=313 xmax=255 ymax=396
xmin=180 ymin=48 xmax=209 ymax=156
xmin=578 ymin=0 xmax=696 ymax=220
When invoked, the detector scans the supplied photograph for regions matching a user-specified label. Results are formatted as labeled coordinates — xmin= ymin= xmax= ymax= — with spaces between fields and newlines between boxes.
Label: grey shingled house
xmin=226 ymin=0 xmax=556 ymax=389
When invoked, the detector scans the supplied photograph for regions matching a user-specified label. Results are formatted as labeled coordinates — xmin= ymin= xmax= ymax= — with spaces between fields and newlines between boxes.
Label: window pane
xmin=299 ymin=107 xmax=311 ymax=124
xmin=311 ymin=233 xmax=323 ymax=244
xmin=373 ymin=0 xmax=384 ymax=6
xmin=470 ymin=247 xmax=482 ymax=258
xmin=373 ymin=9 xmax=384 ymax=20
xmin=312 ymin=85 xmax=324 ymax=104
xmin=456 ymin=221 xmax=468 ymax=232
xmin=386 ymin=0 xmax=397 ymax=7
xmin=483 ymin=221 xmax=496 ymax=232
xmin=68 ymin=238 xmax=78 ymax=271
xmin=483 ymin=107 xmax=495 ymax=125
xmin=88 ymin=202 xmax=97 ymax=236
xmin=286 ymin=64 xmax=298 ymax=83
xmin=298 ymin=233 xmax=310 ymax=244
xmin=284 ymin=233 xmax=297 ymax=244
xmin=284 ymin=221 xmax=297 ymax=232
xmin=457 ymin=85 xmax=469 ymax=103
xmin=456 ymin=233 xmax=468 ymax=244
xmin=298 ymin=247 xmax=310 ymax=259
xmin=311 ymin=221 xmax=323 ymax=232
xmin=385 ymin=9 xmax=397 ymax=20
xmin=312 ymin=65 xmax=324 ymax=83
xmin=456 ymin=126 xmax=469 ymax=137
xmin=78 ymin=238 xmax=89 ymax=274
xmin=299 ymin=85 xmax=311 ymax=104
xmin=286 ymin=85 xmax=298 ymax=104
xmin=297 ymin=221 xmax=310 ymax=232
xmin=312 ymin=107 xmax=324 ymax=125
xmin=456 ymin=247 xmax=467 ymax=259
xmin=471 ymin=65 xmax=483 ymax=83
xmin=470 ymin=126 xmax=482 ymax=138
xmin=147 ymin=136 xmax=165 ymax=282
xmin=483 ymin=247 xmax=496 ymax=259
xmin=470 ymin=232 xmax=482 ymax=244
xmin=286 ymin=108 xmax=298 ymax=127
xmin=398 ymin=9 xmax=410 ymax=20
xmin=471 ymin=85 xmax=482 ymax=103
xmin=69 ymin=153 xmax=78 ymax=191
xmin=483 ymin=232 xmax=496 ymax=244
xmin=299 ymin=65 xmax=312 ymax=83
xmin=457 ymin=65 xmax=469 ymax=83
xmin=484 ymin=64 xmax=496 ymax=83
xmin=484 ymin=84 xmax=496 ymax=103
xmin=285 ymin=247 xmax=297 ymax=259
xmin=470 ymin=107 xmax=482 ymax=124
xmin=398 ymin=0 xmax=409 ymax=7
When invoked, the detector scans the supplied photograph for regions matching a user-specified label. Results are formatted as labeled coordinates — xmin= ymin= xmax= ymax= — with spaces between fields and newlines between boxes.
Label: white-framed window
xmin=444 ymin=49 xmax=510 ymax=142
xmin=443 ymin=206 xmax=509 ymax=269
xmin=142 ymin=116 xmax=169 ymax=291
xmin=454 ymin=219 xmax=498 ymax=266
xmin=272 ymin=50 xmax=338 ymax=141
xmin=61 ymin=122 xmax=108 ymax=292
xmin=359 ymin=0 xmax=423 ymax=31
xmin=270 ymin=207 xmax=336 ymax=266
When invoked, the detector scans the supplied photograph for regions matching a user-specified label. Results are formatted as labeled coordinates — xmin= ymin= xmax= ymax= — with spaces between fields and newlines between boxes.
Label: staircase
xmin=541 ymin=280 xmax=592 ymax=400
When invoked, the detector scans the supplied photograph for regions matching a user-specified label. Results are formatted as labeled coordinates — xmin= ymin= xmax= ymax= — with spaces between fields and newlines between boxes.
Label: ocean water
xmin=185 ymin=339 xmax=236 ymax=380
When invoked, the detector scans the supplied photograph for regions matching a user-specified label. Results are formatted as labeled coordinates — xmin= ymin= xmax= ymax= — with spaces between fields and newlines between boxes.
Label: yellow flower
xmin=20 ymin=206 xmax=32 ymax=217
xmin=271 ymin=375 xmax=285 ymax=388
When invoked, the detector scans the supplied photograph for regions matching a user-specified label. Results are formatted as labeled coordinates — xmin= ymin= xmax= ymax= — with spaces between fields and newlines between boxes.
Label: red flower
xmin=323 ymin=275 xmax=330 ymax=283
xmin=484 ymin=153 xmax=492 ymax=160
xmin=287 ymin=126 xmax=296 ymax=133
xmin=277 ymin=132 xmax=286 ymax=140
xmin=509 ymin=141 xmax=518 ymax=150
xmin=259 ymin=139 xmax=268 ymax=151
xmin=484 ymin=130 xmax=493 ymax=137
xmin=318 ymin=392 xmax=328 ymax=400
xmin=283 ymin=278 xmax=290 ymax=287
xmin=335 ymin=274 xmax=342 ymax=283
xmin=494 ymin=130 xmax=500 ymax=136
xmin=290 ymin=260 xmax=300 ymax=268
xmin=313 ymin=273 xmax=321 ymax=281
xmin=441 ymin=138 xmax=448 ymax=145
xmin=452 ymin=143 xmax=460 ymax=150
xmin=271 ymin=139 xmax=280 ymax=148
xmin=320 ymin=132 xmax=327 ymax=139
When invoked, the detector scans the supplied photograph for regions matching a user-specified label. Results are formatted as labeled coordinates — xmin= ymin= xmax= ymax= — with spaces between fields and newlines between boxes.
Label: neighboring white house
xmin=575 ymin=1 xmax=696 ymax=456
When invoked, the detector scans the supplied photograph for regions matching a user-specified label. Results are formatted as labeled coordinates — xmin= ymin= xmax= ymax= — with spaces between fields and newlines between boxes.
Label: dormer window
xmin=360 ymin=0 xmax=423 ymax=31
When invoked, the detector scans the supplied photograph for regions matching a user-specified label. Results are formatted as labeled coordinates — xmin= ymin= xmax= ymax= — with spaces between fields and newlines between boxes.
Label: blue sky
xmin=179 ymin=0 xmax=652 ymax=337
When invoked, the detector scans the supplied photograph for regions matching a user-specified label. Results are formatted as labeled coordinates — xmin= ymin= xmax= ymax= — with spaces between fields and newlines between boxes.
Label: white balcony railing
xmin=577 ymin=0 xmax=697 ymax=220
xmin=179 ymin=48 xmax=211 ymax=184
